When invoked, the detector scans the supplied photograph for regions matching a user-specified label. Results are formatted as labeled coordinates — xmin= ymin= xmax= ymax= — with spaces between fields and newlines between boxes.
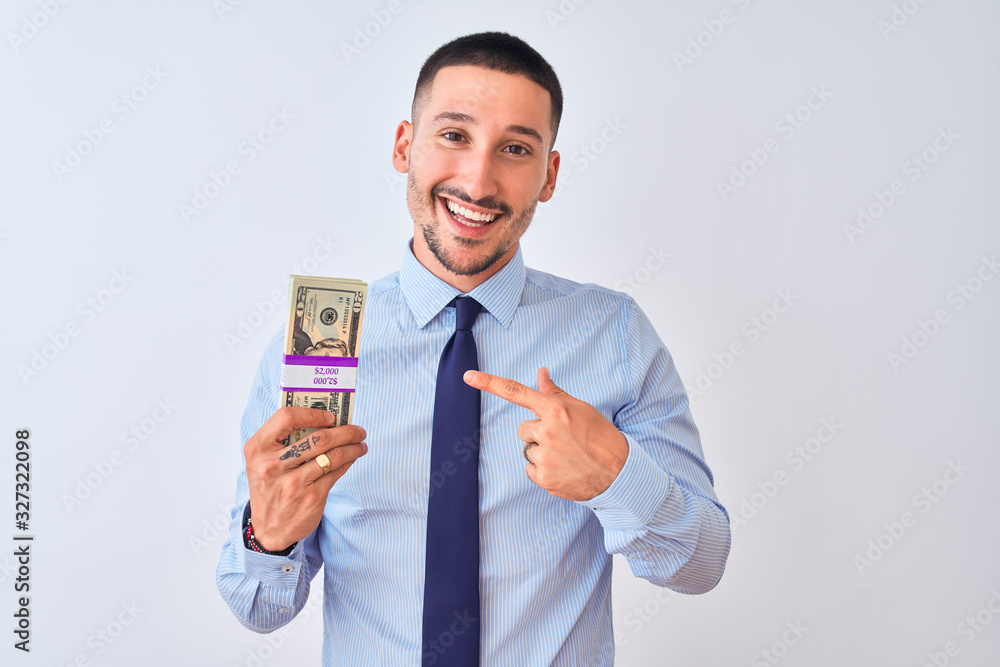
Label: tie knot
xmin=452 ymin=296 xmax=482 ymax=332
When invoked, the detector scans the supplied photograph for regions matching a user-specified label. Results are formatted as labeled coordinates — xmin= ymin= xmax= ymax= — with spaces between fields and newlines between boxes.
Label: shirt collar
xmin=399 ymin=240 xmax=526 ymax=329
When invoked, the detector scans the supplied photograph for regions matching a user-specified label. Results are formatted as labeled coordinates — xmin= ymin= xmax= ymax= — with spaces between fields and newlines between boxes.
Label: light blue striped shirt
xmin=217 ymin=242 xmax=731 ymax=665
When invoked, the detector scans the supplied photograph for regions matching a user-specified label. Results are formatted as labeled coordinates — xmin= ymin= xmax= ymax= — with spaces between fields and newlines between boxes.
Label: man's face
xmin=304 ymin=338 xmax=348 ymax=357
xmin=393 ymin=65 xmax=560 ymax=286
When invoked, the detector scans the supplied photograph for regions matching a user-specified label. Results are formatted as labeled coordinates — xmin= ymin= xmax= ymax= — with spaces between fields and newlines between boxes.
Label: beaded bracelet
xmin=242 ymin=502 xmax=297 ymax=556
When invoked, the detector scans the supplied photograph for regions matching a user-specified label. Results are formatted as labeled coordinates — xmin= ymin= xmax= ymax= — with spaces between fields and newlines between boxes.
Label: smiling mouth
xmin=441 ymin=197 xmax=502 ymax=228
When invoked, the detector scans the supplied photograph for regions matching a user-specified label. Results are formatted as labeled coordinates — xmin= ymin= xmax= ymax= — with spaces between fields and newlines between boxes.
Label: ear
xmin=392 ymin=120 xmax=413 ymax=173
xmin=538 ymin=150 xmax=561 ymax=202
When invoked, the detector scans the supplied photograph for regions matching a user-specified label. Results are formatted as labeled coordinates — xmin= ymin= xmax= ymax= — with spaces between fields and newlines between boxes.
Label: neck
xmin=411 ymin=239 xmax=517 ymax=293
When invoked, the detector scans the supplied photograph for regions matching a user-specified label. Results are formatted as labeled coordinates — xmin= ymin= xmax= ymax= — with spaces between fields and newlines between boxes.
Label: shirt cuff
xmin=575 ymin=432 xmax=672 ymax=529
xmin=241 ymin=542 xmax=307 ymax=591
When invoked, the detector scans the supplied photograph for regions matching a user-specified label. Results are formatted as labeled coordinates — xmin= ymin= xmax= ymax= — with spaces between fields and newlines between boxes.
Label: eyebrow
xmin=429 ymin=111 xmax=545 ymax=147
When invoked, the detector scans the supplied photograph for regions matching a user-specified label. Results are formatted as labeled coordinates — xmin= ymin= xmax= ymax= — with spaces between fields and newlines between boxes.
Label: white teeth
xmin=445 ymin=199 xmax=498 ymax=223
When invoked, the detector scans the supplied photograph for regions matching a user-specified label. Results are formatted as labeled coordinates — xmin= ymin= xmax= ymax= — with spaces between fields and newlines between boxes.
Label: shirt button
xmin=278 ymin=607 xmax=289 ymax=614
xmin=281 ymin=565 xmax=294 ymax=573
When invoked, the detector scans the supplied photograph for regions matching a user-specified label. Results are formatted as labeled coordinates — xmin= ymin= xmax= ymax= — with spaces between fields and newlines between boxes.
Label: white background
xmin=3 ymin=0 xmax=999 ymax=665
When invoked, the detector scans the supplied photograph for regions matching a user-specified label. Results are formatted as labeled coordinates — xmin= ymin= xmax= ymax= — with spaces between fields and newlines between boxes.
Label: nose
xmin=457 ymin=146 xmax=499 ymax=203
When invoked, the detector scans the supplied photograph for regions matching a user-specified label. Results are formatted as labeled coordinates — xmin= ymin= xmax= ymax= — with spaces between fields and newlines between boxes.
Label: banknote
xmin=279 ymin=275 xmax=367 ymax=443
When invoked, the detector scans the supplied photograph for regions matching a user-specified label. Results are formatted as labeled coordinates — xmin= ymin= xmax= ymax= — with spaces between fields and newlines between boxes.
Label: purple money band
xmin=283 ymin=355 xmax=359 ymax=367
xmin=280 ymin=355 xmax=359 ymax=393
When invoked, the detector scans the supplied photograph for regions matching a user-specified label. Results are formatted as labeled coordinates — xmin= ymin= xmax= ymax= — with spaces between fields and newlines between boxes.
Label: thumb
xmin=537 ymin=367 xmax=565 ymax=397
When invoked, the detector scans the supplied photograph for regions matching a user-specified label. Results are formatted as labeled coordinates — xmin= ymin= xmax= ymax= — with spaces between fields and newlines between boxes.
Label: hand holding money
xmin=244 ymin=408 xmax=368 ymax=552
xmin=243 ymin=274 xmax=370 ymax=552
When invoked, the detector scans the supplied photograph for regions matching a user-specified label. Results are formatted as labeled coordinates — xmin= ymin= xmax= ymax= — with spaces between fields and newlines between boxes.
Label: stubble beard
xmin=408 ymin=171 xmax=537 ymax=277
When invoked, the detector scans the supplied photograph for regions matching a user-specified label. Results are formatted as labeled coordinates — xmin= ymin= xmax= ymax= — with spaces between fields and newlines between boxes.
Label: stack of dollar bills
xmin=279 ymin=275 xmax=367 ymax=443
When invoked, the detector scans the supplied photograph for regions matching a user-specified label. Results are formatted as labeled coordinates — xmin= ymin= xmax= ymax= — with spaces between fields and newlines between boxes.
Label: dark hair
xmin=412 ymin=31 xmax=563 ymax=149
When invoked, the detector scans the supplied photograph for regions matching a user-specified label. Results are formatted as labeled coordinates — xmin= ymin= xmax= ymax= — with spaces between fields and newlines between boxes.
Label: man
xmin=217 ymin=32 xmax=730 ymax=665
xmin=302 ymin=338 xmax=348 ymax=357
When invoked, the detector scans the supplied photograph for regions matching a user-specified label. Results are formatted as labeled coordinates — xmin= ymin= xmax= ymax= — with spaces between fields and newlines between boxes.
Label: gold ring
xmin=315 ymin=453 xmax=332 ymax=474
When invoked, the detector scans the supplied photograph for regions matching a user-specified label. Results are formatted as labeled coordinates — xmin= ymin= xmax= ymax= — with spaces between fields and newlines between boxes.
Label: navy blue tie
xmin=422 ymin=296 xmax=482 ymax=666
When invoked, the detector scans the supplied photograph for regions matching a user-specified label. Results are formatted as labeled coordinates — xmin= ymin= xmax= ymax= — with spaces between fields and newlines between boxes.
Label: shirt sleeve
xmin=215 ymin=329 xmax=325 ymax=632
xmin=576 ymin=299 xmax=731 ymax=595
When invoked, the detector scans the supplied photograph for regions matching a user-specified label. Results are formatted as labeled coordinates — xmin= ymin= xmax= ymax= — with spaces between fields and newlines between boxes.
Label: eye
xmin=442 ymin=131 xmax=465 ymax=142
xmin=503 ymin=144 xmax=530 ymax=156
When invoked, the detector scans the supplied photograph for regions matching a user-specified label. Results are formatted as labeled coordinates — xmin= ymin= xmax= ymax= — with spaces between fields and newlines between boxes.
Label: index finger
xmin=463 ymin=370 xmax=552 ymax=415
xmin=262 ymin=406 xmax=336 ymax=444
